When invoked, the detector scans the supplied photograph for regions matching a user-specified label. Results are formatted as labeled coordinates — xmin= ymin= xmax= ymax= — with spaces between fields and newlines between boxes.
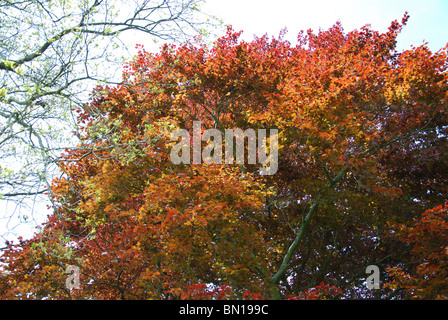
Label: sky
xmin=201 ymin=0 xmax=448 ymax=52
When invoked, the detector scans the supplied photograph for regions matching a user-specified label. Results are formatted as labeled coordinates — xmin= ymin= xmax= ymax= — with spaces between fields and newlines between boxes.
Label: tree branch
xmin=1 ymin=189 xmax=46 ymax=197
xmin=270 ymin=166 xmax=350 ymax=287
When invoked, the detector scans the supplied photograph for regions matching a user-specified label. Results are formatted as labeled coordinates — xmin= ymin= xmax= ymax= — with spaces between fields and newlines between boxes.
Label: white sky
xmin=201 ymin=0 xmax=448 ymax=52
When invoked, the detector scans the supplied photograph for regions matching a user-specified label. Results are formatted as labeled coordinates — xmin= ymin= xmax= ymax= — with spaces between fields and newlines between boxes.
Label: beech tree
xmin=0 ymin=14 xmax=447 ymax=299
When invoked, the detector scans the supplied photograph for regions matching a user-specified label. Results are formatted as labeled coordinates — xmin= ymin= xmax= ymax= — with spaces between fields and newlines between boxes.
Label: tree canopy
xmin=1 ymin=13 xmax=447 ymax=300
xmin=0 ymin=0 xmax=216 ymax=224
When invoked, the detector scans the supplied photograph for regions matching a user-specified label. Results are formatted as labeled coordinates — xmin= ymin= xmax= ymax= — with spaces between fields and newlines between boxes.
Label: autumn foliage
xmin=386 ymin=203 xmax=448 ymax=299
xmin=1 ymin=14 xmax=447 ymax=299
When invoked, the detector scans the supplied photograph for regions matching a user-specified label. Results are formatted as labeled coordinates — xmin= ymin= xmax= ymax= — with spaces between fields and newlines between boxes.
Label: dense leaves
xmin=1 ymin=15 xmax=447 ymax=299
xmin=386 ymin=203 xmax=448 ymax=299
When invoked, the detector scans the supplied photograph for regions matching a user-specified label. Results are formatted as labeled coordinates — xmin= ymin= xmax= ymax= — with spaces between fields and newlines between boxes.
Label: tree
xmin=1 ymin=14 xmax=447 ymax=299
xmin=386 ymin=203 xmax=448 ymax=299
xmin=0 ymin=0 xmax=218 ymax=233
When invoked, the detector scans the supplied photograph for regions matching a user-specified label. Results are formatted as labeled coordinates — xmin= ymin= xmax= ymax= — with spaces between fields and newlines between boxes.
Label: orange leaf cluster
xmin=1 ymin=14 xmax=447 ymax=300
